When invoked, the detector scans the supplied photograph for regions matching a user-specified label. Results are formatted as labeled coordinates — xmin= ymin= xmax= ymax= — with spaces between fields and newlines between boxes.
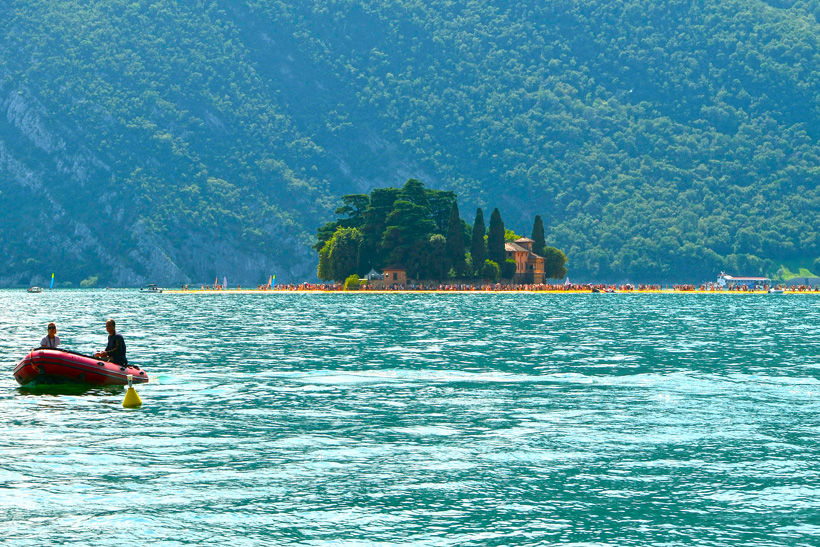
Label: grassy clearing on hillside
xmin=774 ymin=265 xmax=819 ymax=281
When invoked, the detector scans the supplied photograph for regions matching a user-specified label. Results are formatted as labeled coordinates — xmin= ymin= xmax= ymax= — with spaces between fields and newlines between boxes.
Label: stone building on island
xmin=505 ymin=238 xmax=546 ymax=284
xmin=380 ymin=265 xmax=407 ymax=288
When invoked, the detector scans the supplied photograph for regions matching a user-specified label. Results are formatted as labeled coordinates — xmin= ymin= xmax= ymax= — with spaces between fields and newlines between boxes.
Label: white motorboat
xmin=139 ymin=284 xmax=163 ymax=293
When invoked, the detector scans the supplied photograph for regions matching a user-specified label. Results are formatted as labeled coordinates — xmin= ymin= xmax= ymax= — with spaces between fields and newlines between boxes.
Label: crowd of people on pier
xmin=178 ymin=281 xmax=820 ymax=293
xmin=783 ymin=284 xmax=820 ymax=292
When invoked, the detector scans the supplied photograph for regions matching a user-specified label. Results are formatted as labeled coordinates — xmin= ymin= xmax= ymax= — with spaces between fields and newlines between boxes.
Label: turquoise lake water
xmin=1 ymin=290 xmax=819 ymax=546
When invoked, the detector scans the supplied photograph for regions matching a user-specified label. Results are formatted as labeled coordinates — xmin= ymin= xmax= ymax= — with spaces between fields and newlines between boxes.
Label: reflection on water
xmin=16 ymin=384 xmax=124 ymax=397
xmin=1 ymin=290 xmax=820 ymax=545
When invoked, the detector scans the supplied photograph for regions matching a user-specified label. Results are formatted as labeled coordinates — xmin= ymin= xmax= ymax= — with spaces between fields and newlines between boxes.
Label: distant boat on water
xmin=27 ymin=286 xmax=43 ymax=293
xmin=717 ymin=272 xmax=771 ymax=290
xmin=139 ymin=284 xmax=163 ymax=293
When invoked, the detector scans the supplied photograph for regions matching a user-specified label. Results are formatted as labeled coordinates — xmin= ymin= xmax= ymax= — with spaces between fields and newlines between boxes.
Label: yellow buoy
xmin=123 ymin=374 xmax=143 ymax=408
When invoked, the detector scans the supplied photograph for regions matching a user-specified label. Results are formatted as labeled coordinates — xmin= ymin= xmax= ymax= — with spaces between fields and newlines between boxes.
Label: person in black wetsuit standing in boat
xmin=94 ymin=319 xmax=127 ymax=366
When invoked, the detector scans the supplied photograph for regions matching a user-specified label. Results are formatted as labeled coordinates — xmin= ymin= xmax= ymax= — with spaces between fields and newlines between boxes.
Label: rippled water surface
xmin=2 ymin=290 xmax=820 ymax=545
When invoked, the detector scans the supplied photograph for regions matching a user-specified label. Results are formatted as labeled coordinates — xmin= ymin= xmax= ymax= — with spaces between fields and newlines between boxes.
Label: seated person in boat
xmin=40 ymin=322 xmax=60 ymax=349
xmin=93 ymin=319 xmax=127 ymax=366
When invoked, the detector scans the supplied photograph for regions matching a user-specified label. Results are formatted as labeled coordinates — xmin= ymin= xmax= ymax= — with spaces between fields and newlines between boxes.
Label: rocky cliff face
xmin=0 ymin=81 xmax=315 ymax=287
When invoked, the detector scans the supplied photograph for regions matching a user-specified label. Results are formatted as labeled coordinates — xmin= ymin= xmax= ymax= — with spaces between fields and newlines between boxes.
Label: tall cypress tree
xmin=470 ymin=208 xmax=486 ymax=275
xmin=532 ymin=215 xmax=546 ymax=256
xmin=487 ymin=208 xmax=506 ymax=266
xmin=445 ymin=201 xmax=466 ymax=275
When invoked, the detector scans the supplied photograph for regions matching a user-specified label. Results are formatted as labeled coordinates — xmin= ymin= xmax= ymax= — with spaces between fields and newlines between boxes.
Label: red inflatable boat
xmin=13 ymin=349 xmax=149 ymax=386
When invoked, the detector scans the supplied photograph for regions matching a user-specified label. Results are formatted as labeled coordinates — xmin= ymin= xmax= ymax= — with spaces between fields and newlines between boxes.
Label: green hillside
xmin=2 ymin=0 xmax=820 ymax=285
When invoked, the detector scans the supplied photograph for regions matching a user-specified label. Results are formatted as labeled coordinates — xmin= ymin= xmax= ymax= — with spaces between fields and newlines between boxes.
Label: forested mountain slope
xmin=2 ymin=0 xmax=819 ymax=285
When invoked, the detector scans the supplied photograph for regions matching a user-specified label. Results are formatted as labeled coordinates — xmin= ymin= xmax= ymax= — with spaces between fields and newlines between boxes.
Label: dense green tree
xmin=532 ymin=215 xmax=546 ymax=257
xmin=343 ymin=274 xmax=360 ymax=290
xmin=317 ymin=227 xmax=362 ymax=282
xmin=470 ymin=208 xmax=486 ymax=276
xmin=502 ymin=259 xmax=517 ymax=280
xmin=543 ymin=247 xmax=568 ymax=280
xmin=382 ymin=200 xmax=436 ymax=276
xmin=445 ymin=201 xmax=467 ymax=276
xmin=318 ymin=243 xmax=332 ymax=281
xmin=427 ymin=190 xmax=457 ymax=234
xmin=400 ymin=179 xmax=429 ymax=210
xmin=504 ymin=229 xmax=523 ymax=242
xmin=314 ymin=223 xmax=340 ymax=254
xmin=314 ymin=194 xmax=370 ymax=252
xmin=424 ymin=234 xmax=448 ymax=280
xmin=480 ymin=260 xmax=500 ymax=282
xmin=359 ymin=188 xmax=401 ymax=272
xmin=487 ymin=208 xmax=506 ymax=266
xmin=335 ymin=194 xmax=370 ymax=228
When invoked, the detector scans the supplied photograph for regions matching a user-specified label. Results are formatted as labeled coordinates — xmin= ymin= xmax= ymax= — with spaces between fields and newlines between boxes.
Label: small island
xmin=314 ymin=179 xmax=568 ymax=289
